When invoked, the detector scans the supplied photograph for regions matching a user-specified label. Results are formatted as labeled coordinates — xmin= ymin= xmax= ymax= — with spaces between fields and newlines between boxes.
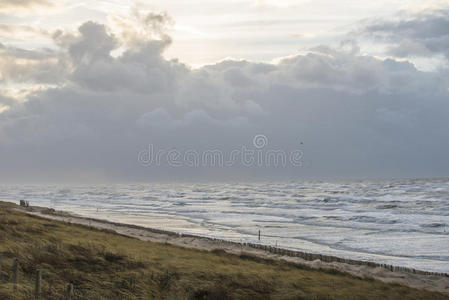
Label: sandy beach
xmin=19 ymin=204 xmax=449 ymax=295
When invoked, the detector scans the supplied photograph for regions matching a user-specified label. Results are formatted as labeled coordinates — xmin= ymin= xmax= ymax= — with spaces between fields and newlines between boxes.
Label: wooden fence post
xmin=13 ymin=258 xmax=19 ymax=292
xmin=66 ymin=283 xmax=73 ymax=300
xmin=35 ymin=269 xmax=42 ymax=300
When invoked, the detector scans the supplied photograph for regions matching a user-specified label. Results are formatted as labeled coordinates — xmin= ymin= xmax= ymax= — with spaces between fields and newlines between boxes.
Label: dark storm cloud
xmin=0 ymin=9 xmax=449 ymax=182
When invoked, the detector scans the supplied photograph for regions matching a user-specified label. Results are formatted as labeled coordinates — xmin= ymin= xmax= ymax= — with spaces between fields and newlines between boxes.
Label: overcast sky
xmin=0 ymin=0 xmax=448 ymax=182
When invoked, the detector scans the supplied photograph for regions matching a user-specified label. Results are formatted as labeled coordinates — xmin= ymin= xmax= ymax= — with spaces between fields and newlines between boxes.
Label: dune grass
xmin=0 ymin=201 xmax=446 ymax=300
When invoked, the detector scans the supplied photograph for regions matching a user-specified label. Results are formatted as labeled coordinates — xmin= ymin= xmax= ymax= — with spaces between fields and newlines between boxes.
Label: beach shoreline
xmin=16 ymin=203 xmax=449 ymax=295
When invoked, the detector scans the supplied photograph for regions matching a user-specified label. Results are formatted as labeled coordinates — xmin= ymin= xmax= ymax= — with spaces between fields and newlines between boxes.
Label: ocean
xmin=1 ymin=178 xmax=448 ymax=273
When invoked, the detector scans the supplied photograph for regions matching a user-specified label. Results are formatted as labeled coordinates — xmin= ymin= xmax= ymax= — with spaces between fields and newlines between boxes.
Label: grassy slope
xmin=0 ymin=201 xmax=446 ymax=300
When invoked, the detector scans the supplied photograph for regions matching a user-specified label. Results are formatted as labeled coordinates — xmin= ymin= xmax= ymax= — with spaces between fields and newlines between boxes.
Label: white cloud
xmin=0 ymin=44 xmax=67 ymax=84
xmin=361 ymin=7 xmax=449 ymax=60
xmin=0 ymin=0 xmax=58 ymax=16
xmin=0 ymin=24 xmax=49 ymax=38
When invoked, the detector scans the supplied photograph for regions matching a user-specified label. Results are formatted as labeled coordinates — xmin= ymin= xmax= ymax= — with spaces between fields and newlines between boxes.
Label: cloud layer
xmin=362 ymin=8 xmax=449 ymax=60
xmin=1 ymin=8 xmax=449 ymax=182
xmin=0 ymin=0 xmax=55 ymax=16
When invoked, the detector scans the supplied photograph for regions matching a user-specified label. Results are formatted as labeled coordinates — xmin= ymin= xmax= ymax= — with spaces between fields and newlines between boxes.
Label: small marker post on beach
xmin=35 ymin=269 xmax=41 ymax=300
xmin=66 ymin=283 xmax=73 ymax=300
xmin=0 ymin=252 xmax=2 ymax=279
xmin=258 ymin=230 xmax=260 ymax=241
xmin=12 ymin=258 xmax=18 ymax=292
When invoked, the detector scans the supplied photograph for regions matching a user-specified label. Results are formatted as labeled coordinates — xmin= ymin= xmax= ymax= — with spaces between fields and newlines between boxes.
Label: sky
xmin=0 ymin=0 xmax=449 ymax=182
